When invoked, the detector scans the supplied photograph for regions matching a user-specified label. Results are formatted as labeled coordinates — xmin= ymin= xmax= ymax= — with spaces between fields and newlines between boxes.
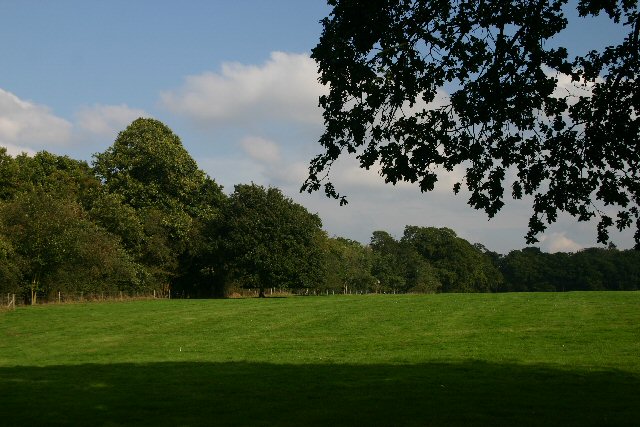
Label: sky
xmin=0 ymin=0 xmax=635 ymax=254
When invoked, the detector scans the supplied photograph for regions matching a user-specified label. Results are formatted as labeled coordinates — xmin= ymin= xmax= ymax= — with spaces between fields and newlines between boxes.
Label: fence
xmin=4 ymin=290 xmax=169 ymax=307
xmin=227 ymin=287 xmax=289 ymax=298
xmin=2 ymin=287 xmax=403 ymax=308
xmin=226 ymin=287 xmax=372 ymax=297
xmin=230 ymin=287 xmax=388 ymax=297
xmin=50 ymin=291 xmax=166 ymax=304
xmin=290 ymin=288 xmax=380 ymax=296
xmin=3 ymin=293 xmax=16 ymax=310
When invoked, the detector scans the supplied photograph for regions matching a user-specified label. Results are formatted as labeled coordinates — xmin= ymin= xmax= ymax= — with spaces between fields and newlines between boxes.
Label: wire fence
xmin=3 ymin=293 xmax=16 ymax=310
xmin=3 ymin=290 xmax=167 ymax=308
xmin=1 ymin=287 xmax=405 ymax=309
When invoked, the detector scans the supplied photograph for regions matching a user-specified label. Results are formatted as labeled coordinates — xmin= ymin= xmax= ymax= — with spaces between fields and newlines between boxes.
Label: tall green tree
xmin=500 ymin=247 xmax=554 ymax=292
xmin=219 ymin=184 xmax=325 ymax=297
xmin=323 ymin=237 xmax=377 ymax=293
xmin=93 ymin=118 xmax=221 ymax=214
xmin=93 ymin=118 xmax=226 ymax=294
xmin=370 ymin=230 xmax=441 ymax=293
xmin=401 ymin=226 xmax=502 ymax=292
xmin=303 ymin=0 xmax=639 ymax=247
xmin=370 ymin=231 xmax=407 ymax=292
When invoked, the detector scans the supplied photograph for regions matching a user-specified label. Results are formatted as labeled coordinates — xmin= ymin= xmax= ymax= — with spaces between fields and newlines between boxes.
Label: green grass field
xmin=1 ymin=292 xmax=639 ymax=426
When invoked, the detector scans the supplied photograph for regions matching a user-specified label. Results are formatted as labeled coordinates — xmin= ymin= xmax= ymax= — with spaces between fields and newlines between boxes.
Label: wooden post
xmin=58 ymin=291 xmax=61 ymax=303
xmin=153 ymin=289 xmax=156 ymax=299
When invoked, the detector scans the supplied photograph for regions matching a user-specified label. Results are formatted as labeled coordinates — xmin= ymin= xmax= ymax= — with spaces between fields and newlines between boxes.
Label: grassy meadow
xmin=1 ymin=292 xmax=639 ymax=426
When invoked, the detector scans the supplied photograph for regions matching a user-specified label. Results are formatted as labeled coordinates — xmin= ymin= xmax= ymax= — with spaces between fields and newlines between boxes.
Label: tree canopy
xmin=92 ymin=118 xmax=226 ymax=294
xmin=93 ymin=118 xmax=224 ymax=217
xmin=303 ymin=0 xmax=639 ymax=247
xmin=2 ymin=118 xmax=638 ymax=302
xmin=0 ymin=189 xmax=140 ymax=303
xmin=219 ymin=184 xmax=325 ymax=297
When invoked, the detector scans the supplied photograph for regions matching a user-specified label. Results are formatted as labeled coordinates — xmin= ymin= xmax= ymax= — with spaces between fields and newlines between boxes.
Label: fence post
xmin=58 ymin=291 xmax=61 ymax=303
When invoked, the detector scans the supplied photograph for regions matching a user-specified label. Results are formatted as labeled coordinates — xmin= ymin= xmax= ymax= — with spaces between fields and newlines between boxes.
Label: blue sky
xmin=0 ymin=1 xmax=634 ymax=253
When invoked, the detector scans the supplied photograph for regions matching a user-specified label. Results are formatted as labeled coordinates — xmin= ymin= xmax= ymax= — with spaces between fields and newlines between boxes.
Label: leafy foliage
xmin=323 ymin=236 xmax=377 ymax=293
xmin=93 ymin=118 xmax=220 ymax=214
xmin=220 ymin=184 xmax=325 ymax=296
xmin=303 ymin=0 xmax=640 ymax=246
xmin=370 ymin=230 xmax=442 ymax=293
xmin=1 ymin=117 xmax=637 ymax=300
xmin=0 ymin=232 xmax=20 ymax=294
xmin=92 ymin=118 xmax=226 ymax=293
xmin=370 ymin=226 xmax=503 ymax=293
xmin=499 ymin=245 xmax=640 ymax=291
xmin=0 ymin=190 xmax=140 ymax=300
xmin=0 ymin=147 xmax=20 ymax=201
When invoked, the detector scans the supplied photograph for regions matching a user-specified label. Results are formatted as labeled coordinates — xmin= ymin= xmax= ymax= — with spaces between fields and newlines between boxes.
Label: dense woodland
xmin=1 ymin=119 xmax=638 ymax=303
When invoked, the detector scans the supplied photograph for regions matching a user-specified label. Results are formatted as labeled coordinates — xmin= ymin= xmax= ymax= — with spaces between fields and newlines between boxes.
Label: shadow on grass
xmin=1 ymin=361 xmax=638 ymax=426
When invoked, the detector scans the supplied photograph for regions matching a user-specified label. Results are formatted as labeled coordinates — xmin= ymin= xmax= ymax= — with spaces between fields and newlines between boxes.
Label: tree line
xmin=1 ymin=119 xmax=637 ymax=303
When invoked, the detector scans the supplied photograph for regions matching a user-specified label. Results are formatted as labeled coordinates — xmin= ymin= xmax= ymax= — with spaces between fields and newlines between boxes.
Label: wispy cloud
xmin=239 ymin=136 xmax=281 ymax=164
xmin=0 ymin=88 xmax=153 ymax=158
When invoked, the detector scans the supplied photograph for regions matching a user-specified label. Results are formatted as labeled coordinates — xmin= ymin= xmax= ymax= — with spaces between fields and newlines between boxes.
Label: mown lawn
xmin=1 ymin=292 xmax=639 ymax=426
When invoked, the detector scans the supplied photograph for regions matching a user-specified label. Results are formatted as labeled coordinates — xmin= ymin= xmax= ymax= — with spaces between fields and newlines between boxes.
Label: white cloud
xmin=540 ymin=232 xmax=583 ymax=253
xmin=76 ymin=104 xmax=150 ymax=137
xmin=0 ymin=88 xmax=72 ymax=149
xmin=160 ymin=51 xmax=326 ymax=126
xmin=239 ymin=136 xmax=281 ymax=164
xmin=0 ymin=88 xmax=153 ymax=159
